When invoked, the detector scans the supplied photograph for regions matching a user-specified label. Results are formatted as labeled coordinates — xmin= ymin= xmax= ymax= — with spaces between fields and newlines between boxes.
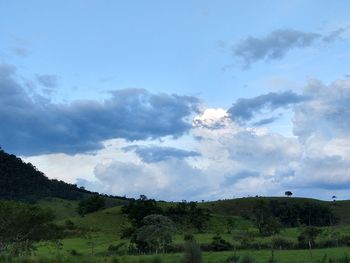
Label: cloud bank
xmin=75 ymin=78 xmax=350 ymax=200
xmin=228 ymin=91 xmax=306 ymax=124
xmin=123 ymin=145 xmax=200 ymax=163
xmin=0 ymin=64 xmax=199 ymax=156
xmin=231 ymin=27 xmax=348 ymax=68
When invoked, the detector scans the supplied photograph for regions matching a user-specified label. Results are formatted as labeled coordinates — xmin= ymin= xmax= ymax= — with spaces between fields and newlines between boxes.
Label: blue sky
xmin=1 ymin=1 xmax=350 ymax=201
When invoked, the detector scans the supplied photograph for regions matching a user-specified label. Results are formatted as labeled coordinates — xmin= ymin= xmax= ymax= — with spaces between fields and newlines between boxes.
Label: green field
xmin=24 ymin=196 xmax=350 ymax=262
xmin=2 ymin=248 xmax=349 ymax=263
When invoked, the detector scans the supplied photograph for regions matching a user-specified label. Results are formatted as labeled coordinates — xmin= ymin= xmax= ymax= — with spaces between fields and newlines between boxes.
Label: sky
xmin=1 ymin=0 xmax=350 ymax=201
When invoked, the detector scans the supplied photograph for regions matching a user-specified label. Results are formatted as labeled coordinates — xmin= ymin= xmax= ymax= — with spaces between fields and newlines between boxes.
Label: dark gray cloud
xmin=36 ymin=74 xmax=59 ymax=88
xmin=228 ymin=91 xmax=306 ymax=124
xmin=253 ymin=116 xmax=279 ymax=126
xmin=234 ymin=29 xmax=320 ymax=68
xmin=123 ymin=145 xmax=200 ymax=163
xmin=0 ymin=64 xmax=199 ymax=156
xmin=322 ymin=26 xmax=350 ymax=43
xmin=232 ymin=27 xmax=349 ymax=68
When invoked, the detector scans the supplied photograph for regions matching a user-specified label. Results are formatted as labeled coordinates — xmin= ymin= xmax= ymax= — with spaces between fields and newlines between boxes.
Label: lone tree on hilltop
xmin=285 ymin=191 xmax=293 ymax=197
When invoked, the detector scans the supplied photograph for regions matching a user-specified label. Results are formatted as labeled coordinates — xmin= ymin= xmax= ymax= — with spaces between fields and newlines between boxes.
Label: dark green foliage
xmin=132 ymin=215 xmax=176 ymax=253
xmin=284 ymin=191 xmax=293 ymax=197
xmin=69 ymin=249 xmax=79 ymax=256
xmin=107 ymin=243 xmax=127 ymax=256
xmin=0 ymin=149 xmax=89 ymax=202
xmin=253 ymin=199 xmax=337 ymax=235
xmin=0 ymin=200 xmax=60 ymax=255
xmin=269 ymin=200 xmax=337 ymax=227
xmin=210 ymin=235 xmax=233 ymax=251
xmin=165 ymin=201 xmax=210 ymax=232
xmin=182 ymin=240 xmax=203 ymax=263
xmin=77 ymin=195 xmax=105 ymax=216
xmin=271 ymin=236 xmax=296 ymax=250
xmin=234 ymin=230 xmax=255 ymax=249
xmin=184 ymin=234 xmax=194 ymax=241
xmin=298 ymin=225 xmax=322 ymax=249
xmin=121 ymin=195 xmax=163 ymax=227
xmin=253 ymin=200 xmax=282 ymax=236
xmin=226 ymin=218 xmax=236 ymax=234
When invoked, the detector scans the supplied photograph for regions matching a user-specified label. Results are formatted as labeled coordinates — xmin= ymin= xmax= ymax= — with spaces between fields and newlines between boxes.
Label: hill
xmin=200 ymin=197 xmax=350 ymax=225
xmin=0 ymin=149 xmax=124 ymax=202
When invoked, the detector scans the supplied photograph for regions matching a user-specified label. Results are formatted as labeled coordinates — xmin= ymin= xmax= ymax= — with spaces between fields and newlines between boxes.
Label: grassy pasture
xmin=3 ymin=248 xmax=350 ymax=263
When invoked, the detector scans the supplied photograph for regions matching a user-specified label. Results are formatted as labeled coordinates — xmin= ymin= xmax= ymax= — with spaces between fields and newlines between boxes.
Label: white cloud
xmin=22 ymin=78 xmax=350 ymax=200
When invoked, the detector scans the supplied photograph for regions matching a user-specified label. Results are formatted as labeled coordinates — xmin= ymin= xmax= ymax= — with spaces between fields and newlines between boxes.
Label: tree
xmin=226 ymin=218 xmax=236 ymax=234
xmin=298 ymin=226 xmax=322 ymax=249
xmin=253 ymin=200 xmax=270 ymax=234
xmin=253 ymin=200 xmax=281 ymax=236
xmin=285 ymin=191 xmax=293 ymax=197
xmin=165 ymin=201 xmax=210 ymax=232
xmin=77 ymin=195 xmax=105 ymax=216
xmin=121 ymin=195 xmax=163 ymax=227
xmin=133 ymin=214 xmax=176 ymax=253
xmin=0 ymin=200 xmax=60 ymax=255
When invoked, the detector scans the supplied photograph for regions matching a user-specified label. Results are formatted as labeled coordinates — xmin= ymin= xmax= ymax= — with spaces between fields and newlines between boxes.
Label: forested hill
xmin=0 ymin=149 xmax=91 ymax=202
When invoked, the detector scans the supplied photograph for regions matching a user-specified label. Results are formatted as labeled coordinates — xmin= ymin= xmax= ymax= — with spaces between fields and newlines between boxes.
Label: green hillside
xmin=0 ymin=149 xmax=90 ymax=201
xmin=200 ymin=197 xmax=350 ymax=224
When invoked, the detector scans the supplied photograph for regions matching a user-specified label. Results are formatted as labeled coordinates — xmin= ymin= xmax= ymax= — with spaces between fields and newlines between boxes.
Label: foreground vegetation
xmin=1 ymin=248 xmax=350 ymax=263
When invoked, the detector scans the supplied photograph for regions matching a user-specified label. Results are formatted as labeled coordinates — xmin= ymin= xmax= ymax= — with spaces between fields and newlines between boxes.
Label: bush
xmin=107 ymin=243 xmax=127 ymax=256
xmin=318 ymin=238 xmax=339 ymax=248
xmin=340 ymin=235 xmax=350 ymax=247
xmin=210 ymin=235 xmax=233 ymax=251
xmin=166 ymin=243 xmax=184 ymax=253
xmin=297 ymin=226 xmax=322 ymax=249
xmin=77 ymin=195 xmax=105 ymax=216
xmin=69 ymin=249 xmax=79 ymax=256
xmin=271 ymin=236 xmax=296 ymax=250
xmin=184 ymin=234 xmax=195 ymax=241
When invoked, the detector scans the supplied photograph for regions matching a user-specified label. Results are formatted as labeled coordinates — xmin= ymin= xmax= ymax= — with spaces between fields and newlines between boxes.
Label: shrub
xmin=340 ymin=235 xmax=350 ymax=247
xmin=77 ymin=195 xmax=105 ymax=216
xmin=271 ymin=236 xmax=295 ymax=250
xmin=318 ymin=237 xmax=339 ymax=248
xmin=210 ymin=235 xmax=233 ymax=251
xmin=69 ymin=249 xmax=79 ymax=256
xmin=107 ymin=243 xmax=127 ymax=256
